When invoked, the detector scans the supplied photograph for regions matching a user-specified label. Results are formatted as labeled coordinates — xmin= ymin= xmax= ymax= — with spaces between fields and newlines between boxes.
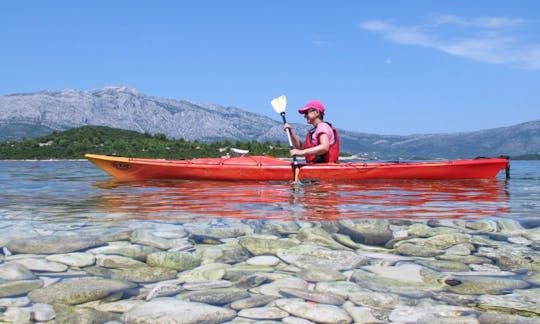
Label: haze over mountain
xmin=1 ymin=86 xmax=538 ymax=159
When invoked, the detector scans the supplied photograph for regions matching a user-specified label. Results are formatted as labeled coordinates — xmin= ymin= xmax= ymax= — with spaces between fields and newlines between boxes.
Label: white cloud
xmin=360 ymin=15 xmax=540 ymax=69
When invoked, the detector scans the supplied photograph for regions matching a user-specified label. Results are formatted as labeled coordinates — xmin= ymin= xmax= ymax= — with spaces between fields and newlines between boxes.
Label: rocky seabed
xmin=0 ymin=217 xmax=539 ymax=323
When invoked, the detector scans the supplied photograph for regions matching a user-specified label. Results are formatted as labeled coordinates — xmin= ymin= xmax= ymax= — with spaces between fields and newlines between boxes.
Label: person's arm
xmin=291 ymin=133 xmax=330 ymax=157
xmin=283 ymin=123 xmax=303 ymax=149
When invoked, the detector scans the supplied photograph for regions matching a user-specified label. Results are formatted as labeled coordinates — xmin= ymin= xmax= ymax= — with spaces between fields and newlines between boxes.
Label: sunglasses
xmin=304 ymin=108 xmax=318 ymax=116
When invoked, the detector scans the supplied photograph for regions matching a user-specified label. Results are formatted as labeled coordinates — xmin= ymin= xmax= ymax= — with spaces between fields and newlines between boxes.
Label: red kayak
xmin=85 ymin=154 xmax=509 ymax=181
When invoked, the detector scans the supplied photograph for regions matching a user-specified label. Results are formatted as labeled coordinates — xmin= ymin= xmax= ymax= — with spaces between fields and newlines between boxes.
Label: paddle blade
xmin=271 ymin=95 xmax=287 ymax=114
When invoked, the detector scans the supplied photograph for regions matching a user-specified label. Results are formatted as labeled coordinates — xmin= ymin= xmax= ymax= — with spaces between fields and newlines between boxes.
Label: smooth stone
xmin=152 ymin=227 xmax=188 ymax=239
xmin=122 ymin=298 xmax=236 ymax=323
xmin=53 ymin=303 xmax=121 ymax=323
xmin=230 ymin=295 xmax=278 ymax=310
xmin=110 ymin=266 xmax=178 ymax=283
xmin=0 ymin=296 xmax=31 ymax=307
xmin=460 ymin=219 xmax=499 ymax=232
xmin=46 ymin=252 xmax=96 ymax=267
xmin=28 ymin=278 xmax=136 ymax=305
xmin=361 ymin=263 xmax=426 ymax=283
xmin=332 ymin=233 xmax=362 ymax=249
xmin=315 ymin=281 xmax=365 ymax=298
xmin=183 ymin=280 xmax=233 ymax=291
xmin=348 ymin=291 xmax=402 ymax=309
xmin=442 ymin=275 xmax=530 ymax=295
xmin=231 ymin=273 xmax=268 ymax=289
xmin=343 ymin=305 xmax=382 ymax=323
xmin=443 ymin=243 xmax=474 ymax=256
xmin=131 ymin=230 xmax=171 ymax=250
xmin=146 ymin=251 xmax=200 ymax=271
xmin=469 ymin=263 xmax=504 ymax=272
xmin=279 ymin=287 xmax=345 ymax=305
xmin=251 ymin=277 xmax=308 ymax=297
xmin=238 ymin=306 xmax=289 ymax=320
xmin=528 ymin=272 xmax=540 ymax=285
xmin=297 ymin=226 xmax=350 ymax=250
xmin=94 ymin=299 xmax=144 ymax=313
xmin=246 ymin=255 xmax=281 ymax=267
xmin=30 ymin=303 xmax=55 ymax=322
xmin=406 ymin=223 xmax=442 ymax=237
xmin=0 ymin=279 xmax=44 ymax=298
xmin=228 ymin=264 xmax=275 ymax=273
xmin=277 ymin=244 xmax=367 ymax=271
xmin=388 ymin=305 xmax=478 ymax=323
xmin=275 ymin=298 xmax=352 ymax=324
xmin=478 ymin=312 xmax=540 ymax=324
xmin=143 ymin=280 xmax=185 ymax=301
xmin=184 ymin=222 xmax=253 ymax=241
xmin=194 ymin=242 xmax=251 ymax=264
xmin=297 ymin=266 xmax=346 ymax=282
xmin=0 ymin=263 xmax=36 ymax=280
xmin=176 ymin=287 xmax=250 ymax=306
xmin=508 ymin=236 xmax=532 ymax=246
xmin=282 ymin=316 xmax=317 ymax=324
xmin=239 ymin=236 xmax=299 ymax=255
xmin=89 ymin=243 xmax=160 ymax=261
xmin=11 ymin=258 xmax=68 ymax=272
xmin=436 ymin=253 xmax=492 ymax=264
xmin=96 ymin=254 xmax=146 ymax=268
xmin=1 ymin=306 xmax=31 ymax=323
xmin=476 ymin=288 xmax=540 ymax=315
xmin=350 ymin=269 xmax=439 ymax=298
xmin=395 ymin=242 xmax=444 ymax=257
xmin=418 ymin=259 xmax=470 ymax=272
xmin=264 ymin=221 xmax=301 ymax=235
xmin=487 ymin=246 xmax=540 ymax=271
xmin=6 ymin=235 xmax=106 ymax=254
xmin=497 ymin=219 xmax=526 ymax=235
xmin=423 ymin=233 xmax=472 ymax=249
xmin=337 ymin=219 xmax=394 ymax=246
xmin=179 ymin=262 xmax=231 ymax=283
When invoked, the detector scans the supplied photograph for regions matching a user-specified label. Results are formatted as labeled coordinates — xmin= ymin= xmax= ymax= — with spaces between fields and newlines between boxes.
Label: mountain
xmin=1 ymin=86 xmax=538 ymax=159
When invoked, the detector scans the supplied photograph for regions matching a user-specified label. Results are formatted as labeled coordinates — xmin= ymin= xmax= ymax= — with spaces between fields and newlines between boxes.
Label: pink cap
xmin=298 ymin=100 xmax=325 ymax=114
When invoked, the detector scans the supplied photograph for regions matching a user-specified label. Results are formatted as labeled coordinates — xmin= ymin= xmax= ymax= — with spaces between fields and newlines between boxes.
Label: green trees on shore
xmin=0 ymin=126 xmax=291 ymax=160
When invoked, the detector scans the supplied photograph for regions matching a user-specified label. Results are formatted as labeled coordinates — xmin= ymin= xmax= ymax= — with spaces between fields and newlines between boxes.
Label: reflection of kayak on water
xmin=85 ymin=154 xmax=510 ymax=181
xmin=94 ymin=178 xmax=509 ymax=221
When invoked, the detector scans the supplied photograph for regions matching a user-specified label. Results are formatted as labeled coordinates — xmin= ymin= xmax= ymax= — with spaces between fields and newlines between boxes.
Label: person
xmin=283 ymin=99 xmax=340 ymax=163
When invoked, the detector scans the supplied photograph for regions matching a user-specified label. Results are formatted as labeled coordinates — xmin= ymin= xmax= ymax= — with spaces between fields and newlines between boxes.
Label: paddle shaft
xmin=280 ymin=112 xmax=300 ymax=182
xmin=280 ymin=112 xmax=298 ymax=165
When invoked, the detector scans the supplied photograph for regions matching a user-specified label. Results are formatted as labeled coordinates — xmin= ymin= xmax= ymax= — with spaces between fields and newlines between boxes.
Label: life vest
xmin=304 ymin=122 xmax=340 ymax=163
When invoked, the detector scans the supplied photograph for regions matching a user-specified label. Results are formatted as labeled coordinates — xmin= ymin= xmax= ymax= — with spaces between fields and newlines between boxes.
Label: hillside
xmin=1 ymin=86 xmax=538 ymax=159
xmin=0 ymin=126 xmax=290 ymax=160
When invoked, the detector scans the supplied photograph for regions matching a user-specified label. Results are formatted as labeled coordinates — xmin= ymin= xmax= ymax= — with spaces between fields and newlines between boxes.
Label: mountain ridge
xmin=1 ymin=86 xmax=538 ymax=159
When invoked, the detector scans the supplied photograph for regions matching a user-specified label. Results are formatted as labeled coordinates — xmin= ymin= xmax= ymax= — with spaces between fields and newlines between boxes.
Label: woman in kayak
xmin=283 ymin=100 xmax=340 ymax=163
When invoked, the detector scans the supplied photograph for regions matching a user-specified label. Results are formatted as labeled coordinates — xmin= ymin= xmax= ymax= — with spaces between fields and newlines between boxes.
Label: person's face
xmin=304 ymin=108 xmax=319 ymax=124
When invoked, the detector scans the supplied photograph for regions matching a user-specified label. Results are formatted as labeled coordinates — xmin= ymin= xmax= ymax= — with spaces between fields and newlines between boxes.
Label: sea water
xmin=0 ymin=160 xmax=539 ymax=322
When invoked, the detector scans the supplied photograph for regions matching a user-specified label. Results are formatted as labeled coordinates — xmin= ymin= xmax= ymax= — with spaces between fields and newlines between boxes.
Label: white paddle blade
xmin=271 ymin=95 xmax=287 ymax=114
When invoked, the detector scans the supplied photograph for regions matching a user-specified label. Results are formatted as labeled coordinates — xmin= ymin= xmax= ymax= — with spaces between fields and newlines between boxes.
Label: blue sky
xmin=1 ymin=1 xmax=539 ymax=135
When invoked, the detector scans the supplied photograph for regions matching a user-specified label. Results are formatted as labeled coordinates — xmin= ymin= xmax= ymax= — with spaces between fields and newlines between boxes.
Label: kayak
xmin=85 ymin=154 xmax=510 ymax=181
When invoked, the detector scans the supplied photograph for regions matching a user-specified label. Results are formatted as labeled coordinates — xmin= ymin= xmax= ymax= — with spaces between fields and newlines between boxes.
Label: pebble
xmin=122 ymin=298 xmax=236 ymax=323
xmin=0 ymin=218 xmax=539 ymax=323
xmin=237 ymin=306 xmax=289 ymax=320
xmin=275 ymin=298 xmax=353 ymax=324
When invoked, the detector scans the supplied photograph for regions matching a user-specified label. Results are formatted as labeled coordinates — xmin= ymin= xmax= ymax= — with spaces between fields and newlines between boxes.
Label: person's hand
xmin=290 ymin=148 xmax=304 ymax=157
xmin=283 ymin=123 xmax=292 ymax=132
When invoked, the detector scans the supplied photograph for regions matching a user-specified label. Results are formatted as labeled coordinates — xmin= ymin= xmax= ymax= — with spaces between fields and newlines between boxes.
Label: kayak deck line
xmin=84 ymin=154 xmax=510 ymax=182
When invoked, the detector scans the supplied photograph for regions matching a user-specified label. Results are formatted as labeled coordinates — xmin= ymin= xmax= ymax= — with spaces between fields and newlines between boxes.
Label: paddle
xmin=271 ymin=95 xmax=300 ymax=182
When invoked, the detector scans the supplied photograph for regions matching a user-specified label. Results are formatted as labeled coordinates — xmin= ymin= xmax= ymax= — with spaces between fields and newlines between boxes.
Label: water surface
xmin=1 ymin=160 xmax=538 ymax=225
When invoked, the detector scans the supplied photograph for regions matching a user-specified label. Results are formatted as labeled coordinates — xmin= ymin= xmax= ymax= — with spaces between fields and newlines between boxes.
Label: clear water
xmin=1 ymin=160 xmax=538 ymax=226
